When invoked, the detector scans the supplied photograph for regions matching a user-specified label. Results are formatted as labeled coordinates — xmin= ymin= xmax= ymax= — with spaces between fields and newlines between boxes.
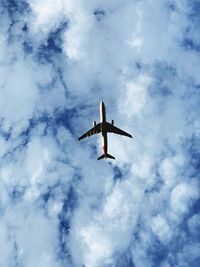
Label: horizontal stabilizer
xmin=106 ymin=153 xmax=115 ymax=159
xmin=97 ymin=154 xmax=105 ymax=160
xmin=97 ymin=153 xmax=115 ymax=160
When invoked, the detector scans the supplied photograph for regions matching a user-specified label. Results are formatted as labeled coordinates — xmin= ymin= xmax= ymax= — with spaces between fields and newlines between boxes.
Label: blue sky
xmin=0 ymin=0 xmax=200 ymax=266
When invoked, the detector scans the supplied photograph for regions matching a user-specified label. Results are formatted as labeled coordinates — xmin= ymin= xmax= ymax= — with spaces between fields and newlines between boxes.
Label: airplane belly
xmin=102 ymin=134 xmax=107 ymax=155
xmin=78 ymin=101 xmax=131 ymax=160
xmin=100 ymin=101 xmax=106 ymax=122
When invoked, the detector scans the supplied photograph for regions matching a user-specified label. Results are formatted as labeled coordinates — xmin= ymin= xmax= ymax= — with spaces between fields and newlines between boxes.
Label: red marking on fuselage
xmin=103 ymin=145 xmax=106 ymax=155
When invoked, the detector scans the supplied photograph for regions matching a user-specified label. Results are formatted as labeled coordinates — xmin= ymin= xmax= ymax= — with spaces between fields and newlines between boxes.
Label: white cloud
xmin=0 ymin=60 xmax=38 ymax=135
xmin=159 ymin=155 xmax=185 ymax=187
xmin=69 ymin=179 xmax=143 ymax=266
xmin=120 ymin=74 xmax=152 ymax=117
xmin=0 ymin=223 xmax=14 ymax=267
xmin=170 ymin=182 xmax=199 ymax=217
xmin=28 ymin=0 xmax=64 ymax=37
xmin=4 ymin=204 xmax=61 ymax=267
xmin=187 ymin=213 xmax=200 ymax=236
xmin=0 ymin=0 xmax=200 ymax=266
xmin=151 ymin=214 xmax=172 ymax=243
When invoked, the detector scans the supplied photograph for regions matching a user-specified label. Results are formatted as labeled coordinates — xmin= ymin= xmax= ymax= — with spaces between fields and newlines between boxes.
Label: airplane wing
xmin=106 ymin=122 xmax=132 ymax=138
xmin=78 ymin=123 xmax=101 ymax=141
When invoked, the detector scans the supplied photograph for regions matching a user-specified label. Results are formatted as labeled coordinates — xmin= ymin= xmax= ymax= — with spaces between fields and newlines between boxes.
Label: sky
xmin=0 ymin=0 xmax=200 ymax=266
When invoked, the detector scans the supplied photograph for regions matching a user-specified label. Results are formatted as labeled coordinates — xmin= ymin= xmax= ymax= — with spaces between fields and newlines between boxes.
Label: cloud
xmin=170 ymin=181 xmax=199 ymax=217
xmin=0 ymin=0 xmax=200 ymax=267
xmin=151 ymin=215 xmax=172 ymax=243
xmin=69 ymin=179 xmax=143 ymax=266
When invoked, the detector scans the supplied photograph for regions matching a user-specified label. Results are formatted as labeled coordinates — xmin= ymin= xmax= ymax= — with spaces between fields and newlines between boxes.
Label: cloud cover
xmin=0 ymin=0 xmax=200 ymax=266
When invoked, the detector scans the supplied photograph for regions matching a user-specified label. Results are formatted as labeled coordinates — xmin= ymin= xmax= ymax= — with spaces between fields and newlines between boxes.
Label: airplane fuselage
xmin=100 ymin=101 xmax=108 ymax=156
xmin=78 ymin=100 xmax=132 ymax=160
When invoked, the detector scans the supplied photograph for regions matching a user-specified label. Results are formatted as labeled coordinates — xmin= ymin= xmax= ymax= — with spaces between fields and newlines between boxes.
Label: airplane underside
xmin=78 ymin=101 xmax=132 ymax=160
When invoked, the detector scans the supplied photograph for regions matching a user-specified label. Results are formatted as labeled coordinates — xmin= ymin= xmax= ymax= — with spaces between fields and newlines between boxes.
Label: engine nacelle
xmin=93 ymin=121 xmax=96 ymax=127
xmin=111 ymin=120 xmax=114 ymax=125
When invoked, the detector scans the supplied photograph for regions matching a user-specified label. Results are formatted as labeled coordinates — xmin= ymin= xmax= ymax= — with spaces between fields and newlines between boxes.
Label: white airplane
xmin=78 ymin=101 xmax=133 ymax=160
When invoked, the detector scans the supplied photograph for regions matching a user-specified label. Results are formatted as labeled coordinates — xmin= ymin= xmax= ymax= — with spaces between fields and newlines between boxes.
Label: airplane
xmin=78 ymin=101 xmax=133 ymax=160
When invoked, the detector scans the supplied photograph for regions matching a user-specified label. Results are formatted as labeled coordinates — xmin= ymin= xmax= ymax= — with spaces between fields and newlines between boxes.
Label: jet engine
xmin=93 ymin=121 xmax=96 ymax=127
xmin=111 ymin=120 xmax=114 ymax=125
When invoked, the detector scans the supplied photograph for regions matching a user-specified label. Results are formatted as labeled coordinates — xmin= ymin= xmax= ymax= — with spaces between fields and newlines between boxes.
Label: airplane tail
xmin=97 ymin=153 xmax=115 ymax=160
